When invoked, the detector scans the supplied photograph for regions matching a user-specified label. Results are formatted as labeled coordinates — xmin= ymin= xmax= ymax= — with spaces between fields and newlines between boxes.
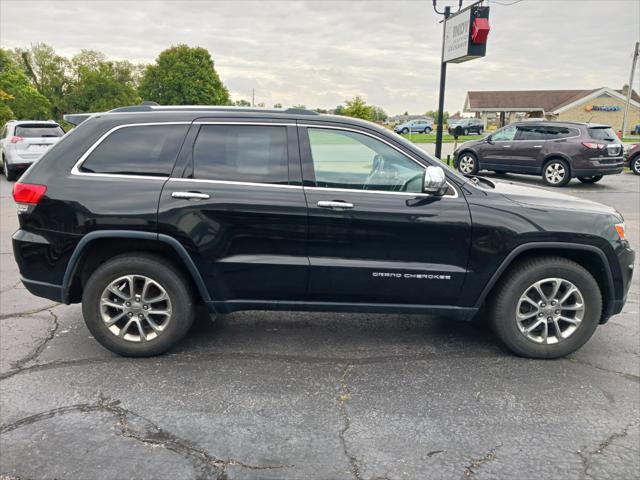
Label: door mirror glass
xmin=486 ymin=134 xmax=493 ymax=143
xmin=423 ymin=165 xmax=447 ymax=195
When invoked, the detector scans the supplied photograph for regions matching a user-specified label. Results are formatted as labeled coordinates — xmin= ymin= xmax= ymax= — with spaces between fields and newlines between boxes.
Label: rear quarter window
xmin=588 ymin=127 xmax=617 ymax=141
xmin=80 ymin=124 xmax=188 ymax=176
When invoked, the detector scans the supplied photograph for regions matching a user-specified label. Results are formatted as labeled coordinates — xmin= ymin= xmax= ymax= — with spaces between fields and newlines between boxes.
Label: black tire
xmin=478 ymin=128 xmax=484 ymax=134
xmin=488 ymin=256 xmax=601 ymax=359
xmin=82 ymin=253 xmax=195 ymax=357
xmin=401 ymin=127 xmax=409 ymax=134
xmin=631 ymin=155 xmax=640 ymax=175
xmin=3 ymin=158 xmax=17 ymax=181
xmin=578 ymin=175 xmax=603 ymax=184
xmin=424 ymin=127 xmax=432 ymax=134
xmin=542 ymin=158 xmax=571 ymax=187
xmin=457 ymin=151 xmax=479 ymax=175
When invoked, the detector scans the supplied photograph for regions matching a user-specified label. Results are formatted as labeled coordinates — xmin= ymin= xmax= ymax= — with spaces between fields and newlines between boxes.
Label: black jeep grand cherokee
xmin=12 ymin=106 xmax=634 ymax=358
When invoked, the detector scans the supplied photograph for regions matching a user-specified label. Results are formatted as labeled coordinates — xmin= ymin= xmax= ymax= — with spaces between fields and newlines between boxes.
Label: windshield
xmin=588 ymin=127 xmax=617 ymax=142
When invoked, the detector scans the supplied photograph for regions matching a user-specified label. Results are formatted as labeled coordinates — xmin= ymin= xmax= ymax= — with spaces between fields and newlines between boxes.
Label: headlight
xmin=615 ymin=222 xmax=626 ymax=240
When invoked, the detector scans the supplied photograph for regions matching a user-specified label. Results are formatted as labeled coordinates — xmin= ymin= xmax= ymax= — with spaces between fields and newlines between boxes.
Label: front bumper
xmin=607 ymin=243 xmax=635 ymax=320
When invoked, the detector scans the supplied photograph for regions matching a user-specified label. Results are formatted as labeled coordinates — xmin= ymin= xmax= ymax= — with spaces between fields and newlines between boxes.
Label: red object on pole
xmin=471 ymin=18 xmax=490 ymax=44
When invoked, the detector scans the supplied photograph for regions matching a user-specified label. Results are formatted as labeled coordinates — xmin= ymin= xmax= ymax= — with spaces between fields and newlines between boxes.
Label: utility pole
xmin=252 ymin=88 xmax=255 ymax=107
xmin=433 ymin=0 xmax=463 ymax=159
xmin=621 ymin=41 xmax=639 ymax=138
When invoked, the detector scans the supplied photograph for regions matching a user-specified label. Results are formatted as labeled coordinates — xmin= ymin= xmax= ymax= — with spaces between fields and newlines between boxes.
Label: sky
xmin=1 ymin=0 xmax=639 ymax=115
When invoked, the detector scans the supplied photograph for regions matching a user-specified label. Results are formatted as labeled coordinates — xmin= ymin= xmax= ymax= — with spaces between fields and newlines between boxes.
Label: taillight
xmin=582 ymin=142 xmax=605 ymax=150
xmin=13 ymin=183 xmax=47 ymax=204
xmin=10 ymin=136 xmax=24 ymax=143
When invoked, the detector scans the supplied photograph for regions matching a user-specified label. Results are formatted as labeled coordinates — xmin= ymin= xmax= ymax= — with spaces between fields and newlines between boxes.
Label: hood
xmin=456 ymin=138 xmax=486 ymax=150
xmin=490 ymin=180 xmax=620 ymax=218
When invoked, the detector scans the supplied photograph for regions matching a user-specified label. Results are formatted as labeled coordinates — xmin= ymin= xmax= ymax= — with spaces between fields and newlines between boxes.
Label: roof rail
xmin=108 ymin=105 xmax=320 ymax=115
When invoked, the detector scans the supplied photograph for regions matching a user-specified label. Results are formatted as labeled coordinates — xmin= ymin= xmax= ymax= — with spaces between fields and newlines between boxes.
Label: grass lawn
xmin=622 ymin=136 xmax=639 ymax=143
xmin=398 ymin=132 xmax=481 ymax=144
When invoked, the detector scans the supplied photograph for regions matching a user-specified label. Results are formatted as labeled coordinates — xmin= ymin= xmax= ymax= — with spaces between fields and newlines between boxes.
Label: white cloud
xmin=1 ymin=0 xmax=638 ymax=114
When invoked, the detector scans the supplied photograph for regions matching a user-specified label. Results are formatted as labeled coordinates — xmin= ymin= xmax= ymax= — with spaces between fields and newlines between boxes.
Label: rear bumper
xmin=21 ymin=277 xmax=64 ymax=302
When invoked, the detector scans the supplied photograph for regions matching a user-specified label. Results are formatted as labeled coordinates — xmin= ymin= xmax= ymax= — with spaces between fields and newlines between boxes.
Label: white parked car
xmin=0 ymin=120 xmax=65 ymax=181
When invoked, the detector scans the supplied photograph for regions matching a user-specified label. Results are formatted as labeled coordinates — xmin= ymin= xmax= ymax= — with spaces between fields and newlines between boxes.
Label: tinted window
xmin=588 ymin=127 xmax=617 ymax=141
xmin=81 ymin=124 xmax=188 ymax=176
xmin=308 ymin=128 xmax=424 ymax=193
xmin=15 ymin=124 xmax=64 ymax=137
xmin=545 ymin=126 xmax=577 ymax=139
xmin=491 ymin=125 xmax=517 ymax=141
xmin=193 ymin=125 xmax=288 ymax=184
xmin=516 ymin=125 xmax=547 ymax=140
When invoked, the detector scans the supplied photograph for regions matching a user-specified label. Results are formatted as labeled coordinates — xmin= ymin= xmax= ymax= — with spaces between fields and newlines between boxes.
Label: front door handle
xmin=533 ymin=145 xmax=543 ymax=148
xmin=317 ymin=200 xmax=354 ymax=210
xmin=172 ymin=191 xmax=210 ymax=200
xmin=502 ymin=145 xmax=511 ymax=148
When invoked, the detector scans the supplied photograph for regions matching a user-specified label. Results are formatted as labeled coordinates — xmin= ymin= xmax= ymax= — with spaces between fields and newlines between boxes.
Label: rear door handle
xmin=533 ymin=145 xmax=543 ymax=148
xmin=172 ymin=191 xmax=210 ymax=200
xmin=502 ymin=145 xmax=511 ymax=148
xmin=317 ymin=200 xmax=354 ymax=210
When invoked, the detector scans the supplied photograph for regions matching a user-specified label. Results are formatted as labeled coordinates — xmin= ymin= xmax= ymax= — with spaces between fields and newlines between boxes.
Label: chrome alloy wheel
xmin=632 ymin=157 xmax=640 ymax=175
xmin=459 ymin=155 xmax=475 ymax=174
xmin=515 ymin=278 xmax=585 ymax=344
xmin=100 ymin=275 xmax=172 ymax=342
xmin=545 ymin=162 xmax=566 ymax=184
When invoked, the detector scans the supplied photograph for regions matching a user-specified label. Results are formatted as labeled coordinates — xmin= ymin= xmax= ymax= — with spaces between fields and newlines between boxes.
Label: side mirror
xmin=423 ymin=166 xmax=448 ymax=196
xmin=486 ymin=135 xmax=493 ymax=144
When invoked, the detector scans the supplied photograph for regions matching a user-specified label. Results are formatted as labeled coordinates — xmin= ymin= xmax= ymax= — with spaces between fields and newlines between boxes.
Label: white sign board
xmin=443 ymin=8 xmax=471 ymax=63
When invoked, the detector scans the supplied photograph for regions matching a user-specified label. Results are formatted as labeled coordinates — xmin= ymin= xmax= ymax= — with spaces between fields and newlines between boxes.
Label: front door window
xmin=307 ymin=128 xmax=424 ymax=193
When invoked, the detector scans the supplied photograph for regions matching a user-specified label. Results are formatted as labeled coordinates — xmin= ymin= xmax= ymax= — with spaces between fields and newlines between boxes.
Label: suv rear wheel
xmin=82 ymin=253 xmax=195 ymax=356
xmin=2 ymin=157 xmax=17 ymax=182
xmin=457 ymin=152 xmax=479 ymax=175
xmin=542 ymin=159 xmax=571 ymax=187
xmin=631 ymin=155 xmax=640 ymax=175
xmin=488 ymin=256 xmax=601 ymax=358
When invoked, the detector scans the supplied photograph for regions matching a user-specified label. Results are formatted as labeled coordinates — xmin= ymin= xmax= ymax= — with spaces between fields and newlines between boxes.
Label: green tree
xmin=334 ymin=105 xmax=344 ymax=115
xmin=425 ymin=110 xmax=449 ymax=123
xmin=234 ymin=99 xmax=251 ymax=107
xmin=139 ymin=45 xmax=230 ymax=105
xmin=273 ymin=103 xmax=282 ymax=108
xmin=371 ymin=106 xmax=388 ymax=121
xmin=13 ymin=43 xmax=70 ymax=118
xmin=0 ymin=49 xmax=50 ymax=123
xmin=66 ymin=52 xmax=141 ymax=112
xmin=342 ymin=96 xmax=375 ymax=121
xmin=291 ymin=104 xmax=306 ymax=109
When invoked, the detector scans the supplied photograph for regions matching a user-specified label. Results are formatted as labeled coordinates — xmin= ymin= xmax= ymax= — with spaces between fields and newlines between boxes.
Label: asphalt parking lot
xmin=0 ymin=171 xmax=638 ymax=480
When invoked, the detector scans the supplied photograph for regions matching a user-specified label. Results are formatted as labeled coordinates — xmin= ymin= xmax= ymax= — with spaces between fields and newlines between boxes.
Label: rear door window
xmin=193 ymin=125 xmax=289 ymax=184
xmin=15 ymin=124 xmax=64 ymax=137
xmin=81 ymin=124 xmax=188 ymax=176
xmin=545 ymin=126 xmax=578 ymax=139
xmin=516 ymin=125 xmax=547 ymax=140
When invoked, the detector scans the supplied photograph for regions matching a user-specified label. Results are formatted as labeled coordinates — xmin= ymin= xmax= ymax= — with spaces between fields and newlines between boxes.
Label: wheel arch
xmin=542 ymin=153 xmax=572 ymax=172
xmin=63 ymin=231 xmax=211 ymax=305
xmin=475 ymin=242 xmax=615 ymax=323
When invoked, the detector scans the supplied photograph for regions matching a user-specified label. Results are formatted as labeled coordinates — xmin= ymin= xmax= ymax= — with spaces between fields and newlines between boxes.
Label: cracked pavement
xmin=1 ymin=172 xmax=639 ymax=479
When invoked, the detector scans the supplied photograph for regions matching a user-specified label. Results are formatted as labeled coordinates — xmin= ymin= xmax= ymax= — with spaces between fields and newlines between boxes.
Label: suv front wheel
xmin=542 ymin=159 xmax=571 ymax=187
xmin=457 ymin=152 xmax=479 ymax=175
xmin=489 ymin=256 xmax=601 ymax=358
xmin=82 ymin=253 xmax=195 ymax=356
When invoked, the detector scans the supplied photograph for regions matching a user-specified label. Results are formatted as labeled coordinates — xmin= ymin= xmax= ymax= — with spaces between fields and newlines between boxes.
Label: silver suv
xmin=0 ymin=120 xmax=65 ymax=181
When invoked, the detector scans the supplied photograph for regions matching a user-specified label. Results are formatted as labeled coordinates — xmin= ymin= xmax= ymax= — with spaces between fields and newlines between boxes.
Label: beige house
xmin=463 ymin=87 xmax=640 ymax=134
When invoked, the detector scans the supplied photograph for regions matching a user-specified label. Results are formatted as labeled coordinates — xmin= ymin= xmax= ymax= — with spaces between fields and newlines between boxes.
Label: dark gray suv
xmin=453 ymin=121 xmax=624 ymax=187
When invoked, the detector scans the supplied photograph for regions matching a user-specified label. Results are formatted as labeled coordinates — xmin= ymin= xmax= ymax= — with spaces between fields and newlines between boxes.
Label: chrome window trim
xmin=167 ymin=178 xmax=302 ymax=189
xmin=299 ymin=123 xmax=459 ymax=198
xmin=70 ymin=122 xmax=192 ymax=180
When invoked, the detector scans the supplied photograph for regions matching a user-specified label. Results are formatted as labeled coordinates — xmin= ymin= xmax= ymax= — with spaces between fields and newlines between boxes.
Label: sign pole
xmin=434 ymin=5 xmax=451 ymax=160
